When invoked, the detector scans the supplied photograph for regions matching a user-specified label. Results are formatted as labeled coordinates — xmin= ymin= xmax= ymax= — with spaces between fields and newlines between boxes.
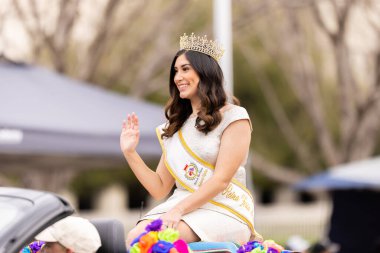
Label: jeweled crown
xmin=179 ymin=33 xmax=225 ymax=62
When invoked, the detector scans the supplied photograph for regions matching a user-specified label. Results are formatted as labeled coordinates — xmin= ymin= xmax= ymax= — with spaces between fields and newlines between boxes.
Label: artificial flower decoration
xmin=238 ymin=240 xmax=292 ymax=253
xmin=130 ymin=219 xmax=192 ymax=253
xmin=20 ymin=241 xmax=45 ymax=253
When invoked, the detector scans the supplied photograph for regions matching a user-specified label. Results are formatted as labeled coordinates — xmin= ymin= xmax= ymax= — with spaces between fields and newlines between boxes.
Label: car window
xmin=0 ymin=196 xmax=33 ymax=232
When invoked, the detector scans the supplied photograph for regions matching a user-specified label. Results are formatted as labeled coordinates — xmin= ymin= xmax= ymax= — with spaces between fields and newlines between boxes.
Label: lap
xmin=128 ymin=219 xmax=200 ymax=245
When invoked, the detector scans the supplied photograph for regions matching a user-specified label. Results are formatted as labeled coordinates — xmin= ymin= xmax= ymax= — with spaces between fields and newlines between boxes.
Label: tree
xmin=0 ymin=0 xmax=213 ymax=190
xmin=5 ymin=0 xmax=211 ymax=99
xmin=234 ymin=0 xmax=380 ymax=183
xmin=4 ymin=0 xmax=379 ymax=187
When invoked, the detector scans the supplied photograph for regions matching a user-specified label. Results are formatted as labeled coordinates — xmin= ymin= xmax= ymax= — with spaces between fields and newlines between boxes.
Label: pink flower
xmin=173 ymin=240 xmax=189 ymax=253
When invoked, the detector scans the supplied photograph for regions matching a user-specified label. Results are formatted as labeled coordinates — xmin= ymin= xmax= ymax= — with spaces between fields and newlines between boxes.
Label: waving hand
xmin=120 ymin=112 xmax=140 ymax=154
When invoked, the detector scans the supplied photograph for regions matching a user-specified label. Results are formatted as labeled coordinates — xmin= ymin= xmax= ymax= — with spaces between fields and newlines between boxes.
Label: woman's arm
xmin=121 ymin=113 xmax=175 ymax=200
xmin=160 ymin=119 xmax=251 ymax=228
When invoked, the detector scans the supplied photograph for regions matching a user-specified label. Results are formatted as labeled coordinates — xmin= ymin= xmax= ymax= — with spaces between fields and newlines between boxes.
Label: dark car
xmin=0 ymin=187 xmax=127 ymax=253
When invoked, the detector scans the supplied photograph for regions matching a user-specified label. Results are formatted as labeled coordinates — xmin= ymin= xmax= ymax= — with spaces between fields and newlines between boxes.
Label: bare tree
xmin=7 ymin=0 xmax=205 ymax=97
xmin=1 ymin=0 xmax=213 ymax=190
xmin=102 ymin=1 xmax=199 ymax=98
xmin=13 ymin=0 xmax=79 ymax=72
xmin=7 ymin=0 xmax=378 ymax=186
xmin=234 ymin=0 xmax=380 ymax=183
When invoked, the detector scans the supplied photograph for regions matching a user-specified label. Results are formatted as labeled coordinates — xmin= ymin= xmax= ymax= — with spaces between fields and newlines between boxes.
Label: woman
xmin=121 ymin=33 xmax=260 ymax=246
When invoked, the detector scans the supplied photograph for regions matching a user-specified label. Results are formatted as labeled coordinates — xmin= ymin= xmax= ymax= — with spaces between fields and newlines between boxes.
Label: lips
xmin=177 ymin=83 xmax=189 ymax=92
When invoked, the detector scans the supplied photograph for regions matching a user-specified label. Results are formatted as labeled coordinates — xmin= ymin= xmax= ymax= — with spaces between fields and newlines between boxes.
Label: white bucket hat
xmin=36 ymin=216 xmax=101 ymax=253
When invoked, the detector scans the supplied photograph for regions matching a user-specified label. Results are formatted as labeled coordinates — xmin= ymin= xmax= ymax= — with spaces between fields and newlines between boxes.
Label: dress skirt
xmin=140 ymin=188 xmax=251 ymax=244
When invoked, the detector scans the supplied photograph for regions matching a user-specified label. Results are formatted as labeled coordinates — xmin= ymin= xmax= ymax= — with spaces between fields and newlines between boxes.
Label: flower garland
xmin=20 ymin=241 xmax=45 ymax=253
xmin=237 ymin=240 xmax=292 ymax=253
xmin=130 ymin=219 xmax=193 ymax=253
xmin=131 ymin=219 xmax=293 ymax=253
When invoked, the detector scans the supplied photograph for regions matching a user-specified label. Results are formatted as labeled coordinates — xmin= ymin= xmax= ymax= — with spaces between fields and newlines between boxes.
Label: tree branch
xmin=233 ymin=0 xmax=274 ymax=31
xmin=336 ymin=0 xmax=355 ymax=35
xmin=129 ymin=1 xmax=188 ymax=97
xmin=349 ymin=46 xmax=380 ymax=159
xmin=13 ymin=0 xmax=42 ymax=59
xmin=49 ymin=0 xmax=79 ymax=73
xmin=79 ymin=0 xmax=121 ymax=81
xmin=311 ymin=0 xmax=358 ymax=161
xmin=105 ymin=1 xmax=190 ymax=91
xmin=282 ymin=6 xmax=340 ymax=165
xmin=349 ymin=99 xmax=380 ymax=160
xmin=311 ymin=1 xmax=337 ymax=43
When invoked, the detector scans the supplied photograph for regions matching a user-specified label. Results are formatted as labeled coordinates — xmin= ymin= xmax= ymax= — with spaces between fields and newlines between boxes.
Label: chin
xmin=179 ymin=93 xmax=189 ymax=99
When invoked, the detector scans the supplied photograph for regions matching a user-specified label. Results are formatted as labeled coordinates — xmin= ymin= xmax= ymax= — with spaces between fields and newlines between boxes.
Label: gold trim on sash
xmin=178 ymin=129 xmax=214 ymax=168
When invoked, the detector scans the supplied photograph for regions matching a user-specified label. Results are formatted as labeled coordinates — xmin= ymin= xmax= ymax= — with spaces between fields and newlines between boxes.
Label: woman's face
xmin=173 ymin=54 xmax=200 ymax=101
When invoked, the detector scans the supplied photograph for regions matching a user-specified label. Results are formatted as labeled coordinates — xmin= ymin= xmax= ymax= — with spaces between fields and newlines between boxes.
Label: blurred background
xmin=1 ymin=0 xmax=380 ymax=252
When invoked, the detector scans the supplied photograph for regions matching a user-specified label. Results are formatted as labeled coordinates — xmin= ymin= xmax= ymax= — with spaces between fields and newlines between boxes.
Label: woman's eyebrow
xmin=174 ymin=64 xmax=190 ymax=69
xmin=181 ymin=64 xmax=190 ymax=67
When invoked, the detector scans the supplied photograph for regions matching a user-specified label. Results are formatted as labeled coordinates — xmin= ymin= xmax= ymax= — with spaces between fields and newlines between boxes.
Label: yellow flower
xmin=158 ymin=229 xmax=180 ymax=243
xmin=130 ymin=243 xmax=141 ymax=253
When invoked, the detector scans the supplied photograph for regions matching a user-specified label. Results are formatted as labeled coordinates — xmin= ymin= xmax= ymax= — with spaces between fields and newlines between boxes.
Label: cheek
xmin=190 ymin=77 xmax=199 ymax=87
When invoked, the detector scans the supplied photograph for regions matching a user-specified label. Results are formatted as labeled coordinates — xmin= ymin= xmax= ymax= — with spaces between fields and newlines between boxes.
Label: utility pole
xmin=213 ymin=0 xmax=233 ymax=97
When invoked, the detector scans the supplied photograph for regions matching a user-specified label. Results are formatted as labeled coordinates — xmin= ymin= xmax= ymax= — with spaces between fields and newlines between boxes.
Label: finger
xmin=122 ymin=120 xmax=127 ymax=131
xmin=127 ymin=114 xmax=132 ymax=129
xmin=136 ymin=130 xmax=140 ymax=138
xmin=133 ymin=119 xmax=139 ymax=131
xmin=134 ymin=114 xmax=139 ymax=129
xmin=132 ymin=113 xmax=139 ymax=130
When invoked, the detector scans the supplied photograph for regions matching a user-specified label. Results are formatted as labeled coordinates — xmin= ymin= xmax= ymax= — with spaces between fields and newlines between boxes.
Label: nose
xmin=174 ymin=72 xmax=183 ymax=83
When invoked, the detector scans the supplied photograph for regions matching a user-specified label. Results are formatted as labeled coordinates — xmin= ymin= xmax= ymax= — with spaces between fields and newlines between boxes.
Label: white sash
xmin=156 ymin=127 xmax=259 ymax=235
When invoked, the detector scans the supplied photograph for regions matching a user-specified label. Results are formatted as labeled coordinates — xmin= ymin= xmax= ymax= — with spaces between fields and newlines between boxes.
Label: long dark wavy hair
xmin=162 ymin=49 xmax=227 ymax=138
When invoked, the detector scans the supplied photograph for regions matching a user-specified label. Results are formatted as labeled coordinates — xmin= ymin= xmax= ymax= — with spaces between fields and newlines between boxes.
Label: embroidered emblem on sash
xmin=183 ymin=163 xmax=199 ymax=180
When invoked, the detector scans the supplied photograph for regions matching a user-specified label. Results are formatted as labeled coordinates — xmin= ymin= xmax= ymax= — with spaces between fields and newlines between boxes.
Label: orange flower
xmin=139 ymin=233 xmax=158 ymax=253
xmin=170 ymin=248 xmax=179 ymax=253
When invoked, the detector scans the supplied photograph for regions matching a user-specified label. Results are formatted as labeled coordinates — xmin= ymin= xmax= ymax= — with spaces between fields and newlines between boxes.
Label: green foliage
xmin=252 ymin=170 xmax=280 ymax=190
xmin=70 ymin=168 xmax=134 ymax=196
xmin=145 ymin=90 xmax=169 ymax=105
xmin=69 ymin=157 xmax=172 ymax=208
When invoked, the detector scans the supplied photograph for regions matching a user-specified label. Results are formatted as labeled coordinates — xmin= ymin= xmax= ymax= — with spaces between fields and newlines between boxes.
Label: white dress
xmin=140 ymin=105 xmax=253 ymax=244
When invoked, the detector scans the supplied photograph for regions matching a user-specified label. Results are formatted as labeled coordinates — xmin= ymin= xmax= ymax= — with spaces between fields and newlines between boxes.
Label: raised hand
xmin=120 ymin=112 xmax=140 ymax=154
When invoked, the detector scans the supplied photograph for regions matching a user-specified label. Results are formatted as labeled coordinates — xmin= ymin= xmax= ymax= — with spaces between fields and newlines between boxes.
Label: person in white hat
xmin=35 ymin=216 xmax=101 ymax=253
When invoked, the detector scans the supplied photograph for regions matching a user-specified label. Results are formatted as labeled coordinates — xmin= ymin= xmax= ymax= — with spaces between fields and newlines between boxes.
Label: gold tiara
xmin=179 ymin=33 xmax=225 ymax=62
